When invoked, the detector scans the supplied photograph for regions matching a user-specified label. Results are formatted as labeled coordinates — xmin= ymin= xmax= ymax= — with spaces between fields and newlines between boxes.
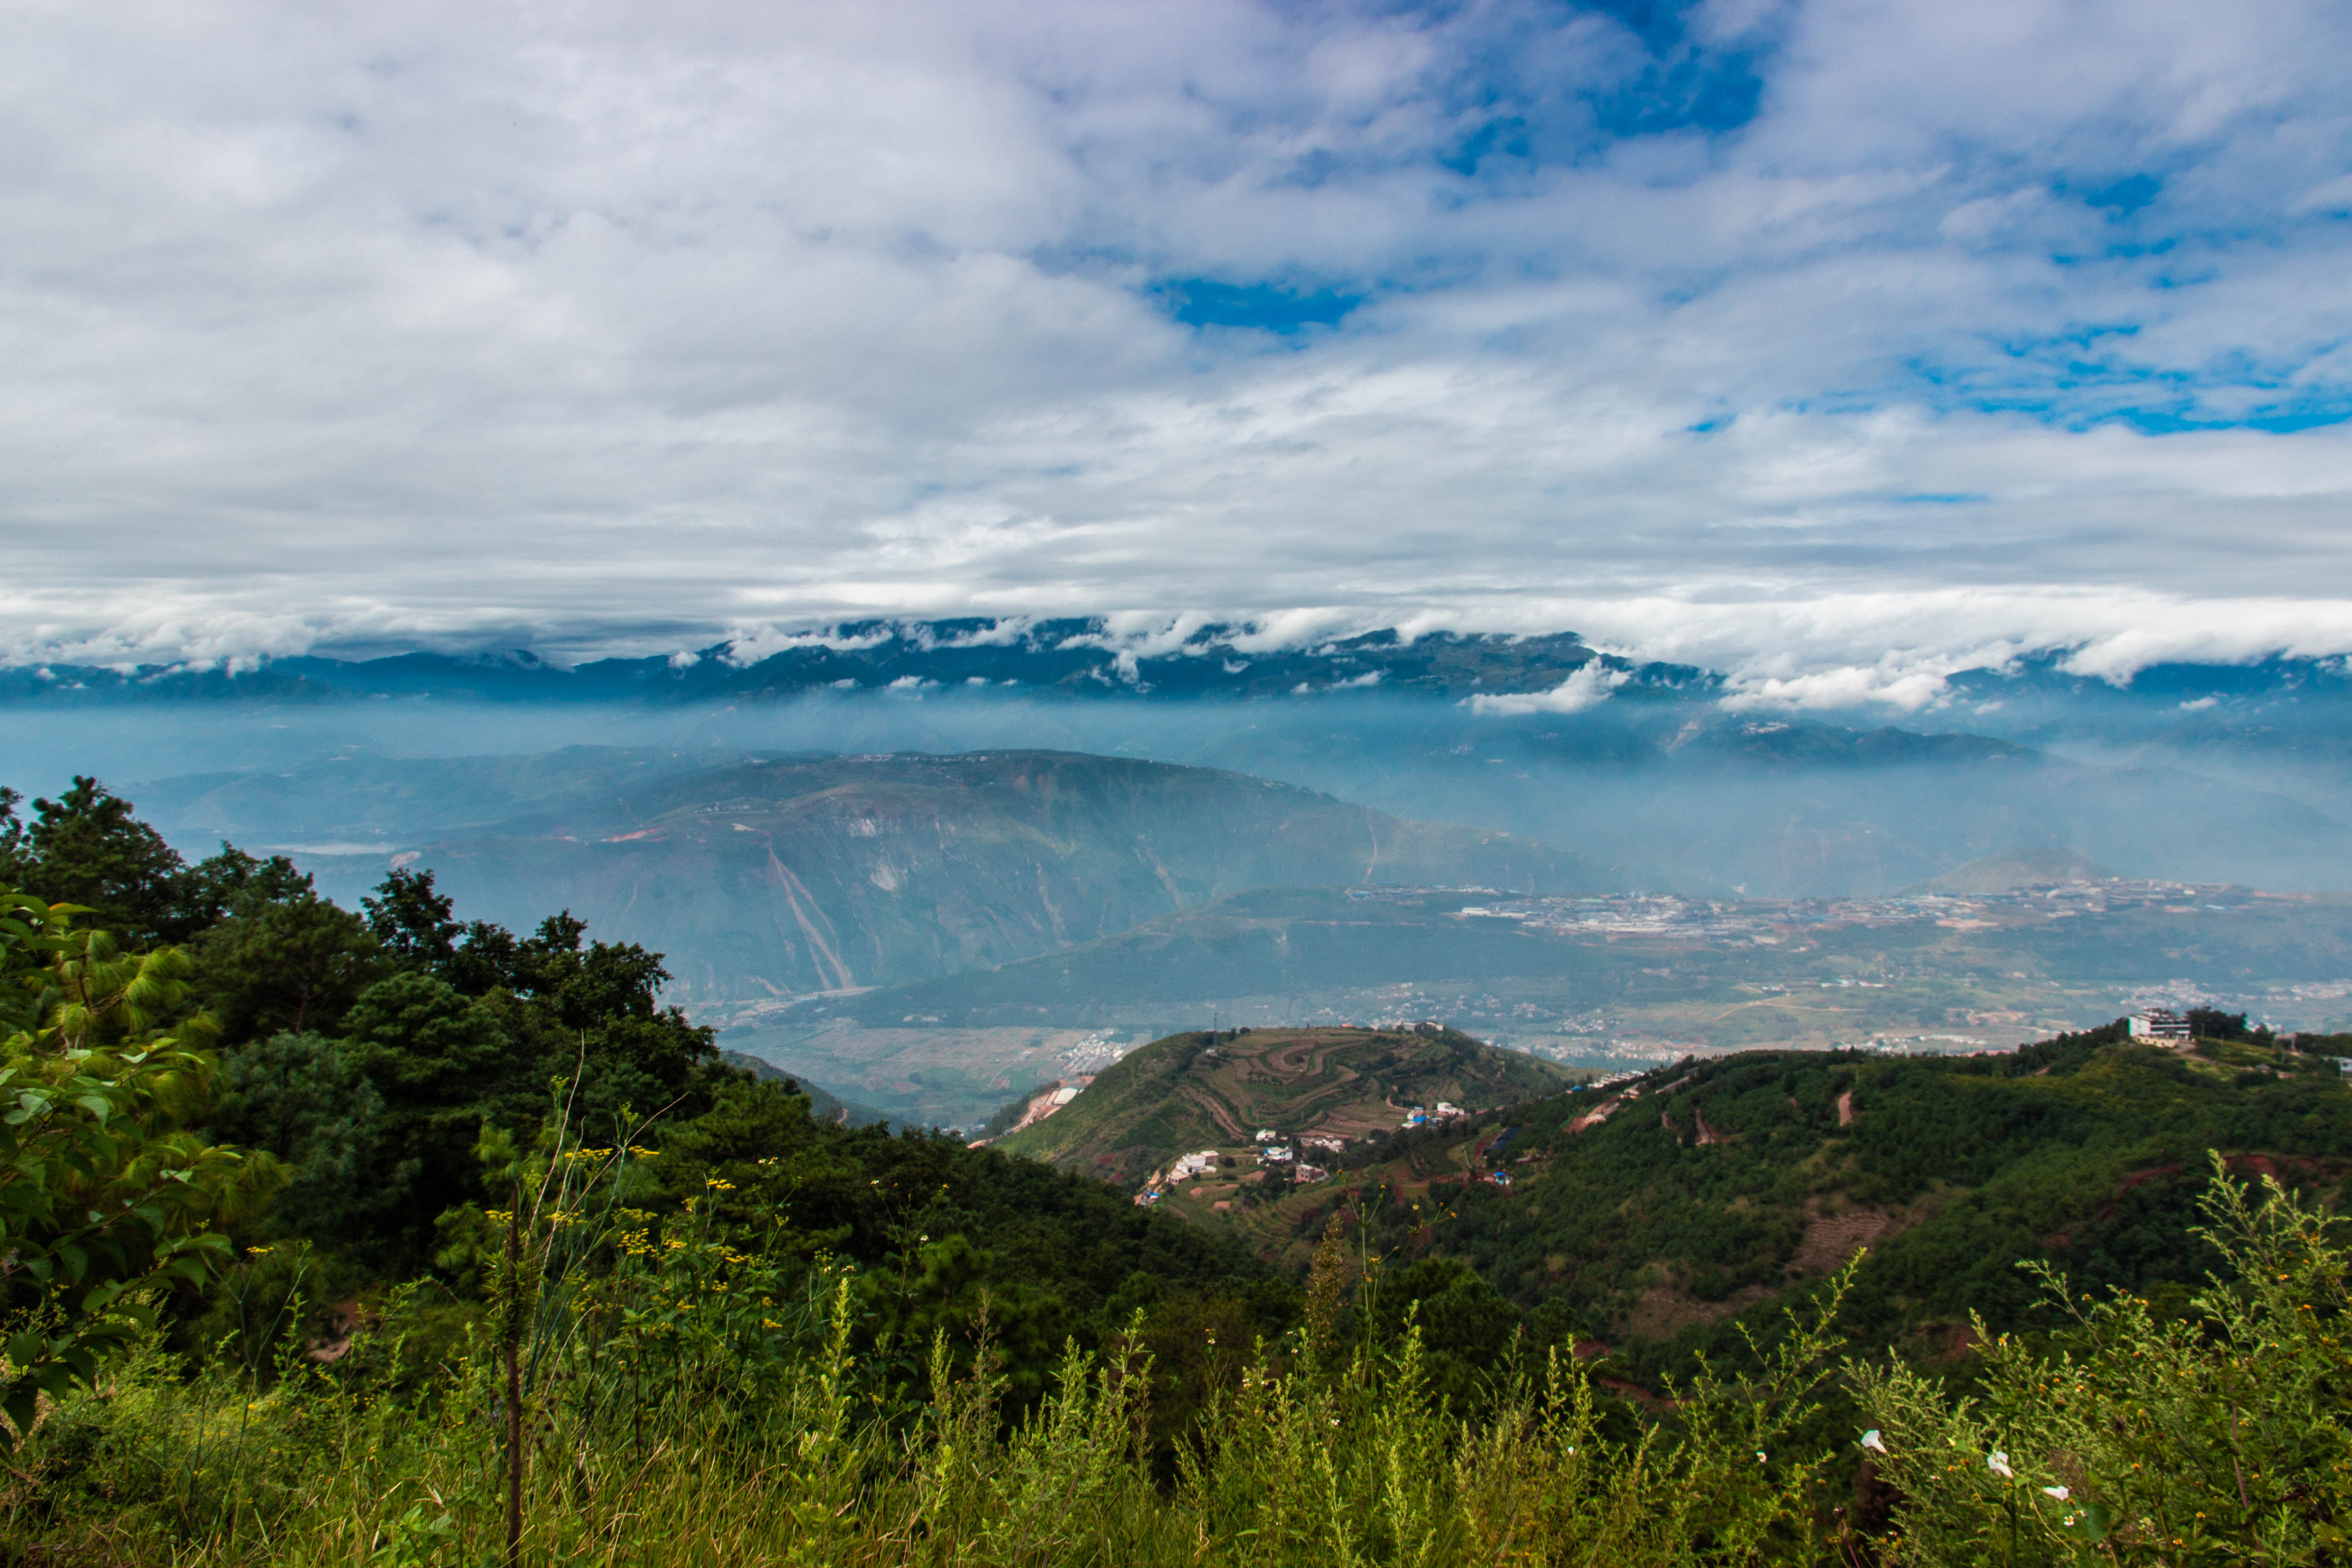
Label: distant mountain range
xmin=9 ymin=623 xmax=2352 ymax=735
xmin=718 ymin=1050 xmax=888 ymax=1127
xmin=0 ymin=624 xmax=1694 ymax=705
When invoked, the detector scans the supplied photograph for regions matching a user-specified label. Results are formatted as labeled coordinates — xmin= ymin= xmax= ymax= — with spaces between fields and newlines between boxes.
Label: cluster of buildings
xmin=1167 ymin=1148 xmax=1225 ymax=1181
xmin=1132 ymin=1131 xmax=1342 ymax=1207
xmin=1056 ymin=1030 xmax=1134 ymax=1074
xmin=1399 ymin=1101 xmax=1466 ymax=1129
xmin=1446 ymin=881 xmax=2250 ymax=944
xmin=1134 ymin=1147 xmax=1229 ymax=1206
xmin=1251 ymin=1131 xmax=1327 ymax=1181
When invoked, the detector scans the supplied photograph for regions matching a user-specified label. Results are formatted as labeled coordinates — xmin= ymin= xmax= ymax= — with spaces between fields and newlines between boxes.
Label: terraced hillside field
xmin=997 ymin=1025 xmax=1573 ymax=1189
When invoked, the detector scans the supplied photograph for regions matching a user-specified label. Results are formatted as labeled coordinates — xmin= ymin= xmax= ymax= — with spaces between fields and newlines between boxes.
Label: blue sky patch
xmin=1152 ymin=279 xmax=1367 ymax=334
xmin=1900 ymin=327 xmax=2352 ymax=435
xmin=2082 ymin=173 xmax=2163 ymax=215
xmin=1592 ymin=49 xmax=1766 ymax=136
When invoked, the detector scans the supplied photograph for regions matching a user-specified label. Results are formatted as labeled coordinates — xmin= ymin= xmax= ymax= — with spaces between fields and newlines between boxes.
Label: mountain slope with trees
xmin=1262 ymin=1022 xmax=2352 ymax=1376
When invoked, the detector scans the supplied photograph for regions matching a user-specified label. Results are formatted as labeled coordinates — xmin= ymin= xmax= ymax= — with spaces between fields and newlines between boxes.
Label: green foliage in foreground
xmin=1852 ymin=1160 xmax=2352 ymax=1564
xmin=0 ymin=893 xmax=269 ymax=1441
xmin=6 ymin=1166 xmax=2347 ymax=1565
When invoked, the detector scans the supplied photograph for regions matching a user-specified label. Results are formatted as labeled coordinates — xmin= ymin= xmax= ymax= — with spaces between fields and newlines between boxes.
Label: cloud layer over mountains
xmin=4 ymin=0 xmax=2349 ymax=697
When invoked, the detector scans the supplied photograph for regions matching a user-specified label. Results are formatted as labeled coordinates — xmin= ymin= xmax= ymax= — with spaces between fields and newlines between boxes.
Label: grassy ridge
xmin=13 ymin=1162 xmax=2347 ymax=1565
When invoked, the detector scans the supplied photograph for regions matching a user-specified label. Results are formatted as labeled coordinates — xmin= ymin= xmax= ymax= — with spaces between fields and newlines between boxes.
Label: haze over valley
xmin=10 ymin=632 xmax=2352 ymax=1129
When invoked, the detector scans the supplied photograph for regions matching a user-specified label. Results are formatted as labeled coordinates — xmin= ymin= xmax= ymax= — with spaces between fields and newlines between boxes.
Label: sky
xmin=4 ymin=0 xmax=2351 ymax=702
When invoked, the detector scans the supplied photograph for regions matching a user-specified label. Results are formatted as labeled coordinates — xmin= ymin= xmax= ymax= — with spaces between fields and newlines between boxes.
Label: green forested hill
xmin=1295 ymin=1025 xmax=2352 ymax=1363
xmin=997 ymin=1025 xmax=1572 ymax=1187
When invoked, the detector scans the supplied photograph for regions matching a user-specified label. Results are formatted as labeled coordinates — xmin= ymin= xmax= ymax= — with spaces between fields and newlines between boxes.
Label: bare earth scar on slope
xmin=1619 ymin=1196 xmax=1911 ymax=1339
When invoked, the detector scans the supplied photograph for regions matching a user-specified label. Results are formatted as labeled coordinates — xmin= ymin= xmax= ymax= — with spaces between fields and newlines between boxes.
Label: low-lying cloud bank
xmin=11 ymin=597 xmax=2352 ymax=717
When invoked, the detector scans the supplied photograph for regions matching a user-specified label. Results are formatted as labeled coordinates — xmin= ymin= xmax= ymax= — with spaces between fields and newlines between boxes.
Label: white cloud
xmin=0 ymin=0 xmax=2347 ymax=681
xmin=1470 ymin=662 xmax=1630 ymax=715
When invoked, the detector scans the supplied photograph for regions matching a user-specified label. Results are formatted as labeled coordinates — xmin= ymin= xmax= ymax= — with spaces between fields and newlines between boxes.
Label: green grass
xmin=11 ymin=1166 xmax=2348 ymax=1567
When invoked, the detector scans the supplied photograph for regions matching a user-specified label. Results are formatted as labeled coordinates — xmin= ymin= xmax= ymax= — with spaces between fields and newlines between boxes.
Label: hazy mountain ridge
xmin=106 ymin=699 xmax=2352 ymax=898
xmin=1909 ymin=847 xmax=2117 ymax=894
xmin=210 ymin=750 xmax=1623 ymax=1004
xmin=810 ymin=886 xmax=1612 ymax=1031
xmin=1247 ymin=712 xmax=2352 ymax=897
